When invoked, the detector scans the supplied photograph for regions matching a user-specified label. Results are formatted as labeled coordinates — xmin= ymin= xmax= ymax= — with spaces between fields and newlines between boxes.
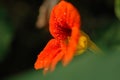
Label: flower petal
xmin=34 ymin=39 xmax=60 ymax=70
xmin=62 ymin=27 xmax=80 ymax=66
xmin=50 ymin=51 xmax=64 ymax=71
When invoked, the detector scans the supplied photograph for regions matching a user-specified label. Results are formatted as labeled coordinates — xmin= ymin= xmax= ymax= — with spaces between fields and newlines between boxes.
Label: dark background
xmin=0 ymin=0 xmax=120 ymax=80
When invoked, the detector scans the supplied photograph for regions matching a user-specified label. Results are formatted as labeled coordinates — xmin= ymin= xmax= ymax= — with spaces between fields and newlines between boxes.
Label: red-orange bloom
xmin=34 ymin=0 xmax=81 ymax=74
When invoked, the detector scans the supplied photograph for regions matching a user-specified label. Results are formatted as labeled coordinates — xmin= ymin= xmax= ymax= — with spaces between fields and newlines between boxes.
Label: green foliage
xmin=5 ymin=51 xmax=120 ymax=80
xmin=115 ymin=0 xmax=120 ymax=20
xmin=0 ymin=7 xmax=13 ymax=62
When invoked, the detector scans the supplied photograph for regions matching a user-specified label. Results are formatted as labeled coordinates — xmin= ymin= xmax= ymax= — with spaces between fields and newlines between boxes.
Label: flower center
xmin=50 ymin=18 xmax=72 ymax=40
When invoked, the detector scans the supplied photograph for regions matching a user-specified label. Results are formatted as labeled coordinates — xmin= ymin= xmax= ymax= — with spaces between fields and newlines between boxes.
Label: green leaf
xmin=115 ymin=0 xmax=120 ymax=20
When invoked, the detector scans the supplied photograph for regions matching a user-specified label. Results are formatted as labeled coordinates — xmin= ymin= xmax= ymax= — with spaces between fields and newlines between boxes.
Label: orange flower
xmin=34 ymin=0 xmax=81 ymax=74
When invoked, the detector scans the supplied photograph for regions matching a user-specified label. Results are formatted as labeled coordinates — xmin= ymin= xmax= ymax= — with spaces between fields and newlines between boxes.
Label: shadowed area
xmin=0 ymin=0 xmax=120 ymax=80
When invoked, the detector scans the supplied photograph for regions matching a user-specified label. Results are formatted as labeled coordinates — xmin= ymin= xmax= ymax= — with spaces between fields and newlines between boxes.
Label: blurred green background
xmin=0 ymin=0 xmax=120 ymax=80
